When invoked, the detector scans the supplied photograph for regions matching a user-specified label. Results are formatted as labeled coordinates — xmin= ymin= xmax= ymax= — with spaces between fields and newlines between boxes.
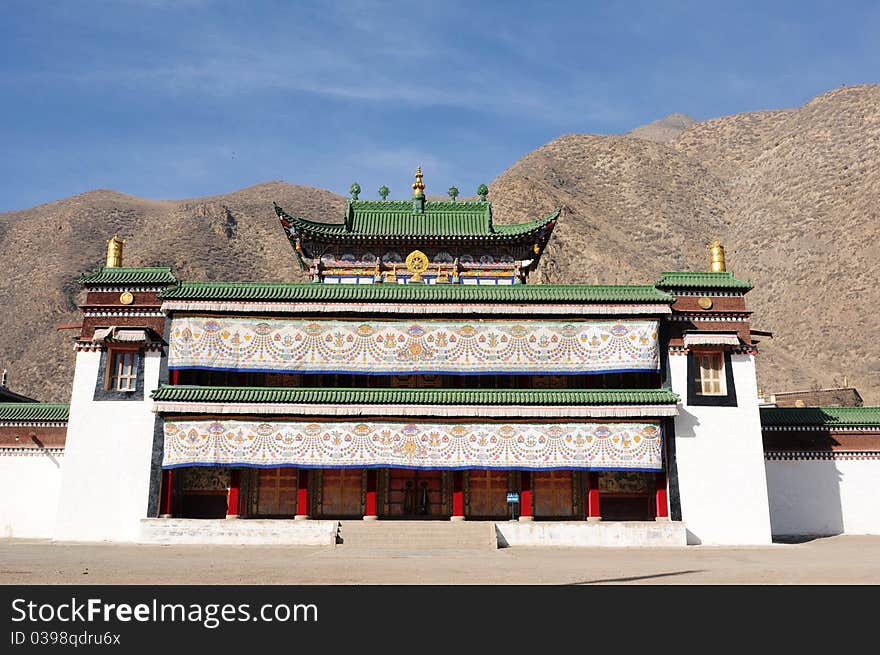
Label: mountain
xmin=627 ymin=113 xmax=696 ymax=143
xmin=1 ymin=85 xmax=878 ymax=403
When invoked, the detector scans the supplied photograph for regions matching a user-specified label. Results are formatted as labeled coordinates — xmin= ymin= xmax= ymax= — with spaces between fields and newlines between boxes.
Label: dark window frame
xmin=93 ymin=346 xmax=145 ymax=401
xmin=686 ymin=349 xmax=737 ymax=407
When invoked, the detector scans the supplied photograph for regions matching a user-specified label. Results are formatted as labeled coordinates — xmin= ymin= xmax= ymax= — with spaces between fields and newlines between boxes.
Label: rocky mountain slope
xmin=1 ymin=85 xmax=877 ymax=403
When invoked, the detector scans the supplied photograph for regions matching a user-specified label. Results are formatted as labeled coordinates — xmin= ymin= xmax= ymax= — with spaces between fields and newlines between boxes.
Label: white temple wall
xmin=669 ymin=352 xmax=773 ymax=545
xmin=54 ymin=349 xmax=161 ymax=542
xmin=0 ymin=450 xmax=64 ymax=539
xmin=765 ymin=457 xmax=880 ymax=537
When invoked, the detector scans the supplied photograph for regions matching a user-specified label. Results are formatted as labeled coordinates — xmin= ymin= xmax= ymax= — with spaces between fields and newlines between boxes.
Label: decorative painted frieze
xmin=162 ymin=419 xmax=663 ymax=471
xmin=168 ymin=317 xmax=659 ymax=375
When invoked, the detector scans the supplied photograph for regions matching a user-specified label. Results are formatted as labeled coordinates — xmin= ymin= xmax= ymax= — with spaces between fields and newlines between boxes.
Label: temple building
xmin=2 ymin=169 xmax=878 ymax=545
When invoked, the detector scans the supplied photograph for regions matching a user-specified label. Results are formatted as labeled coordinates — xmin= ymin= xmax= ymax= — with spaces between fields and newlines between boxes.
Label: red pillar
xmin=655 ymin=471 xmax=670 ymax=520
xmin=451 ymin=471 xmax=464 ymax=521
xmin=295 ymin=469 xmax=310 ymax=520
xmin=226 ymin=469 xmax=241 ymax=519
xmin=160 ymin=469 xmax=174 ymax=518
xmin=587 ymin=471 xmax=601 ymax=521
xmin=171 ymin=369 xmax=179 ymax=385
xmin=519 ymin=471 xmax=533 ymax=522
xmin=364 ymin=469 xmax=378 ymax=521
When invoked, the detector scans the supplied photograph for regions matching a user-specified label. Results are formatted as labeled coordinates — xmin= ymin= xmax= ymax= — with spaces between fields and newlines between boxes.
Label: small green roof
xmin=152 ymin=386 xmax=679 ymax=406
xmin=761 ymin=406 xmax=880 ymax=427
xmin=275 ymin=201 xmax=559 ymax=241
xmin=0 ymin=403 xmax=70 ymax=422
xmin=159 ymin=281 xmax=674 ymax=304
xmin=655 ymin=271 xmax=752 ymax=291
xmin=79 ymin=266 xmax=178 ymax=286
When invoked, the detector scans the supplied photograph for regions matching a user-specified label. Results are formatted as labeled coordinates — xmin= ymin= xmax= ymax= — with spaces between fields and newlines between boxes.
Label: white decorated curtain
xmin=168 ymin=316 xmax=659 ymax=375
xmin=162 ymin=419 xmax=663 ymax=471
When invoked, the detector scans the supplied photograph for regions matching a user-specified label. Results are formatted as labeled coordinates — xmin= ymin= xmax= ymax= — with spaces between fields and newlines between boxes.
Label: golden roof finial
xmin=412 ymin=165 xmax=425 ymax=198
xmin=106 ymin=234 xmax=125 ymax=268
xmin=707 ymin=239 xmax=726 ymax=272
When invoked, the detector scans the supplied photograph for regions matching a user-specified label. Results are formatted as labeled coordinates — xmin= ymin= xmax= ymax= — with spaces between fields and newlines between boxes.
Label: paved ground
xmin=2 ymin=534 xmax=880 ymax=584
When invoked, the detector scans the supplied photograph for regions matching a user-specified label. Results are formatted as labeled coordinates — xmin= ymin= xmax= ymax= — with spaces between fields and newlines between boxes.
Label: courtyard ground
xmin=1 ymin=534 xmax=879 ymax=584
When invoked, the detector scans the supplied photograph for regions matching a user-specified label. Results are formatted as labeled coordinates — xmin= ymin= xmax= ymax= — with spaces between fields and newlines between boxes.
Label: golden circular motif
xmin=697 ymin=296 xmax=713 ymax=310
xmin=119 ymin=291 xmax=134 ymax=305
xmin=405 ymin=250 xmax=430 ymax=282
xmin=405 ymin=250 xmax=429 ymax=274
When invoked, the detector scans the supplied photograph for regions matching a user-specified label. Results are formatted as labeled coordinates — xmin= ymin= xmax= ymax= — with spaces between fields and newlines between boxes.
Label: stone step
xmin=336 ymin=520 xmax=498 ymax=548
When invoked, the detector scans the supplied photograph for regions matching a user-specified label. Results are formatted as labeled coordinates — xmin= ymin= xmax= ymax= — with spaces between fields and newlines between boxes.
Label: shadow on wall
xmin=765 ymin=428 xmax=845 ymax=540
xmin=674 ymin=407 xmax=700 ymax=438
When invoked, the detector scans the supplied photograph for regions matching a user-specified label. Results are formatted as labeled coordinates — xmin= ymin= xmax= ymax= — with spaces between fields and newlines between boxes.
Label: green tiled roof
xmin=0 ymin=403 xmax=70 ymax=422
xmin=79 ymin=266 xmax=178 ymax=286
xmin=275 ymin=202 xmax=559 ymax=241
xmin=152 ymin=386 xmax=680 ymax=406
xmin=655 ymin=271 xmax=752 ymax=291
xmin=761 ymin=406 xmax=880 ymax=427
xmin=159 ymin=282 xmax=674 ymax=304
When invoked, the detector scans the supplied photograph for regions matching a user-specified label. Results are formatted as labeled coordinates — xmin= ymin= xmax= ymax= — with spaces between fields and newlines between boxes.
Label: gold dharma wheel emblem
xmin=405 ymin=249 xmax=430 ymax=283
xmin=119 ymin=291 xmax=134 ymax=305
xmin=697 ymin=296 xmax=713 ymax=310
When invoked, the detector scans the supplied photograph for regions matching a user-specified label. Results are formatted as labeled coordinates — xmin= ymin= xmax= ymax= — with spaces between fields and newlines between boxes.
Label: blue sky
xmin=1 ymin=0 xmax=878 ymax=212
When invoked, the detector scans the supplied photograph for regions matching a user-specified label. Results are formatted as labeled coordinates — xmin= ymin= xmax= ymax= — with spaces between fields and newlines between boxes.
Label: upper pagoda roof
xmin=274 ymin=200 xmax=559 ymax=242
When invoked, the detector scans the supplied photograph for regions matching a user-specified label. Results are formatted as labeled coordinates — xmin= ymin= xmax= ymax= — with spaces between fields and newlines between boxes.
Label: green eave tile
xmin=159 ymin=282 xmax=674 ymax=304
xmin=655 ymin=271 xmax=753 ymax=291
xmin=0 ymin=403 xmax=70 ymax=422
xmin=152 ymin=386 xmax=680 ymax=406
xmin=79 ymin=267 xmax=178 ymax=286
xmin=761 ymin=406 xmax=880 ymax=427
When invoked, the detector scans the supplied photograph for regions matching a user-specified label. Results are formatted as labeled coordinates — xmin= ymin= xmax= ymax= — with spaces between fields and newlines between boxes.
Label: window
xmin=695 ymin=351 xmax=725 ymax=396
xmin=110 ymin=350 xmax=138 ymax=391
xmin=686 ymin=350 xmax=737 ymax=407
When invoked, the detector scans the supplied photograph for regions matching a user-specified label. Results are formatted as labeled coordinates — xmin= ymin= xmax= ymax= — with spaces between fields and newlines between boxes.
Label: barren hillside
xmin=1 ymin=85 xmax=877 ymax=402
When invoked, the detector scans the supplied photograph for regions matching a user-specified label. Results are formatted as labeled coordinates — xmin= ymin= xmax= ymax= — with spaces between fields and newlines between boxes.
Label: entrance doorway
xmin=254 ymin=467 xmax=298 ymax=517
xmin=466 ymin=470 xmax=509 ymax=519
xmin=317 ymin=469 xmax=364 ymax=518
xmin=385 ymin=469 xmax=444 ymax=518
xmin=533 ymin=471 xmax=577 ymax=519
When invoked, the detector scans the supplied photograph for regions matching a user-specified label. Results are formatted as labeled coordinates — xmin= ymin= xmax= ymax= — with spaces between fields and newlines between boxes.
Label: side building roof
xmin=79 ymin=266 xmax=178 ymax=286
xmin=0 ymin=403 xmax=70 ymax=422
xmin=656 ymin=271 xmax=753 ymax=291
xmin=761 ymin=406 xmax=880 ymax=428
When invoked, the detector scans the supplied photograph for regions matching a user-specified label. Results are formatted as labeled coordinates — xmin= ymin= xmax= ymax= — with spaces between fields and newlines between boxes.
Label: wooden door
xmin=534 ymin=470 xmax=575 ymax=518
xmin=320 ymin=469 xmax=364 ymax=517
xmin=385 ymin=469 xmax=444 ymax=518
xmin=466 ymin=470 xmax=509 ymax=519
xmin=255 ymin=467 xmax=298 ymax=517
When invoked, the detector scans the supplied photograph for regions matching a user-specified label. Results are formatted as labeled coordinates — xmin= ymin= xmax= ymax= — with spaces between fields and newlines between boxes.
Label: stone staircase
xmin=335 ymin=520 xmax=498 ymax=549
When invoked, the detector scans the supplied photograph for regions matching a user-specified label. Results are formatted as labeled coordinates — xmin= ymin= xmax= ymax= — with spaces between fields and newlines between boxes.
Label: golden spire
xmin=412 ymin=165 xmax=425 ymax=198
xmin=707 ymin=239 xmax=726 ymax=272
xmin=106 ymin=234 xmax=125 ymax=268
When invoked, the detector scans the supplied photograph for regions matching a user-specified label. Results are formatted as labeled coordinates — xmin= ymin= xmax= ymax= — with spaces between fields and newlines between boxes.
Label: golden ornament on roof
xmin=707 ymin=239 xmax=726 ymax=272
xmin=405 ymin=249 xmax=429 ymax=283
xmin=411 ymin=165 xmax=425 ymax=197
xmin=106 ymin=234 xmax=125 ymax=268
